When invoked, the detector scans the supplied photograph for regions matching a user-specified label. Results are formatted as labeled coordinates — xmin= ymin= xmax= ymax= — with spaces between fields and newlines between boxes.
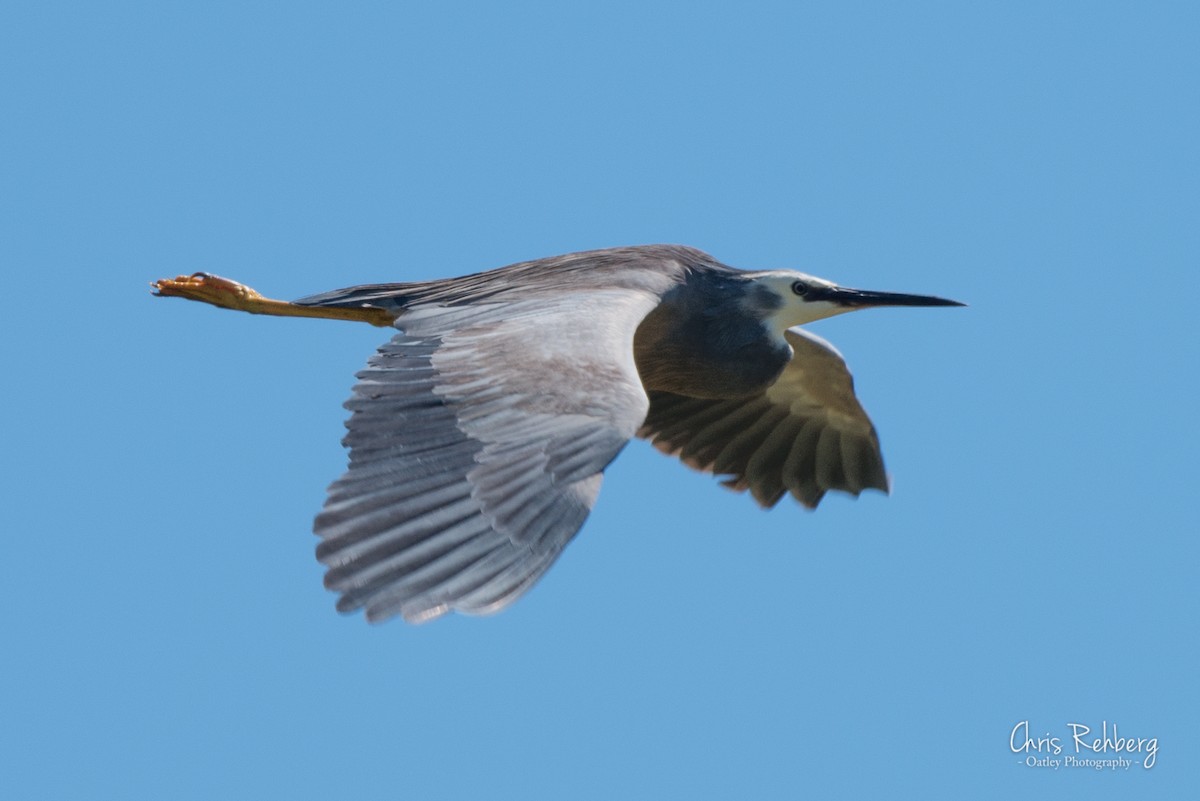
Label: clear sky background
xmin=2 ymin=2 xmax=1196 ymax=799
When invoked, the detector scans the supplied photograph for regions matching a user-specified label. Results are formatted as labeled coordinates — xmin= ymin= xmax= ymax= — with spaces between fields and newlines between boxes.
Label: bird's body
xmin=153 ymin=245 xmax=961 ymax=623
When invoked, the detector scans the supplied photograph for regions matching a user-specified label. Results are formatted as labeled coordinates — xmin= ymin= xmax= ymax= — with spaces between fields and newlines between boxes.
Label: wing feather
xmin=313 ymin=291 xmax=664 ymax=622
xmin=639 ymin=328 xmax=889 ymax=509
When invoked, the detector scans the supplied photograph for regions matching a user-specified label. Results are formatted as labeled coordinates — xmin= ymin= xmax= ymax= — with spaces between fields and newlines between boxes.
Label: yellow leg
xmin=151 ymin=273 xmax=395 ymax=327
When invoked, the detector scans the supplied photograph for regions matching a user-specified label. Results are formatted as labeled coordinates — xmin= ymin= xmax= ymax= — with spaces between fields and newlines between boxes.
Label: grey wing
xmin=315 ymin=291 xmax=662 ymax=624
xmin=638 ymin=328 xmax=888 ymax=509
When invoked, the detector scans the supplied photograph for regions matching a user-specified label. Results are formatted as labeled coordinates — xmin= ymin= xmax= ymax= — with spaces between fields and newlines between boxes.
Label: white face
xmin=752 ymin=271 xmax=854 ymax=331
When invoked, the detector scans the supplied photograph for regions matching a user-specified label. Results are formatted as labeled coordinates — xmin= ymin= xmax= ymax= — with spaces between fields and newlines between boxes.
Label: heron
xmin=152 ymin=244 xmax=962 ymax=623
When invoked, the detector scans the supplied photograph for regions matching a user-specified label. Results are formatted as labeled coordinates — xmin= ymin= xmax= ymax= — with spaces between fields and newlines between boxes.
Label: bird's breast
xmin=632 ymin=304 xmax=791 ymax=399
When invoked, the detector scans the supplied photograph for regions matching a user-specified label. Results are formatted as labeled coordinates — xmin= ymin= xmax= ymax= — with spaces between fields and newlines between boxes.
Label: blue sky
xmin=3 ymin=2 xmax=1196 ymax=798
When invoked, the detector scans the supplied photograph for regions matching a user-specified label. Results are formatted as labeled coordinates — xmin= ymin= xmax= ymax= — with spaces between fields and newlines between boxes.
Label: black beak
xmin=821 ymin=286 xmax=966 ymax=308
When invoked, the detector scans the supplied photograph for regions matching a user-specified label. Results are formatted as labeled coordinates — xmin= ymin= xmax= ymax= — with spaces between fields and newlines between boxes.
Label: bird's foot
xmin=151 ymin=272 xmax=267 ymax=311
xmin=151 ymin=272 xmax=396 ymax=326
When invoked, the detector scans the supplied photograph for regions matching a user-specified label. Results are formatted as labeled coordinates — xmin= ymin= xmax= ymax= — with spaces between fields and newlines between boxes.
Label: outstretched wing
xmin=315 ymin=290 xmax=662 ymax=623
xmin=638 ymin=328 xmax=888 ymax=509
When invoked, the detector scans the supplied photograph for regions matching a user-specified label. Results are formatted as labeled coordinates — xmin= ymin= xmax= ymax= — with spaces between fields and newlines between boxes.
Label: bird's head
xmin=745 ymin=270 xmax=965 ymax=332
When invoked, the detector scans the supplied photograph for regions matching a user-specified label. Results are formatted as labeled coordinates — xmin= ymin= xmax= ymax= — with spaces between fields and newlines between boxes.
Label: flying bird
xmin=152 ymin=245 xmax=962 ymax=623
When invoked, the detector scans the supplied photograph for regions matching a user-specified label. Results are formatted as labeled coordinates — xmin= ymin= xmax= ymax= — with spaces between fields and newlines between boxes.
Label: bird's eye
xmin=791 ymin=280 xmax=811 ymax=296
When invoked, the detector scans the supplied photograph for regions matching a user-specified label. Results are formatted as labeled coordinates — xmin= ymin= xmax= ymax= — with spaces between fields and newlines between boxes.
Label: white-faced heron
xmin=153 ymin=244 xmax=963 ymax=623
